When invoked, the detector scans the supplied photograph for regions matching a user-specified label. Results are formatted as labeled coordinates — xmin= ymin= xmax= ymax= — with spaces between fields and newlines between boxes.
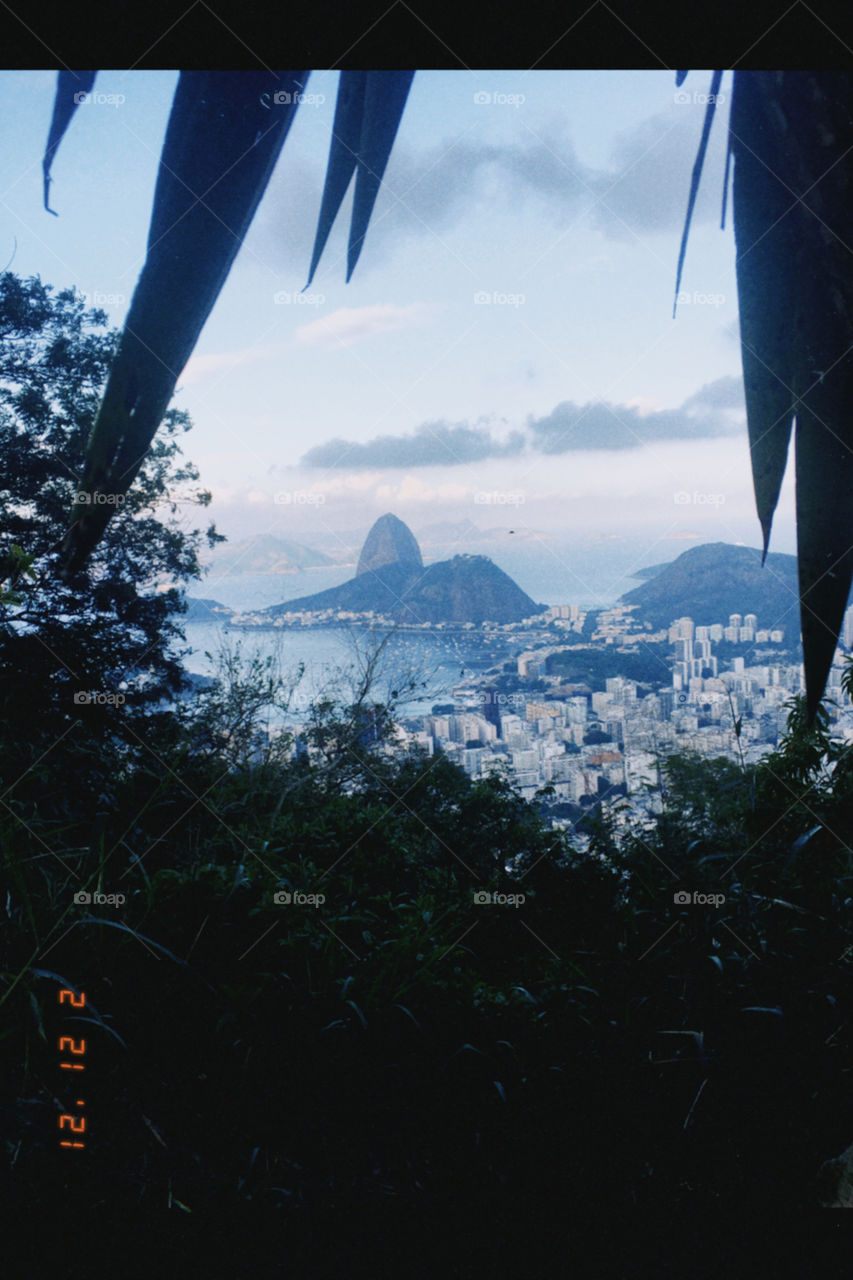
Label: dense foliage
xmin=5 ymin=269 xmax=853 ymax=1269
xmin=5 ymin=646 xmax=853 ymax=1267
xmin=0 ymin=272 xmax=222 ymax=823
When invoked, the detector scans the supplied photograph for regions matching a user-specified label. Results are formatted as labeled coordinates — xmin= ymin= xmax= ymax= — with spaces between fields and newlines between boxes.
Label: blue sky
xmin=0 ymin=68 xmax=798 ymax=562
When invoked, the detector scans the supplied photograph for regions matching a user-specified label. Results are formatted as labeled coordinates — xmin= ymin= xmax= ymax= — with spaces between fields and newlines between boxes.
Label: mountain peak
xmin=357 ymin=513 xmax=423 ymax=576
xmin=260 ymin=526 xmax=546 ymax=625
xmin=620 ymin=541 xmax=801 ymax=631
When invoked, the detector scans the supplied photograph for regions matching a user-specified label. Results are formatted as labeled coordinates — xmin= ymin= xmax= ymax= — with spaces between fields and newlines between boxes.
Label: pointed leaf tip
xmin=673 ymin=70 xmax=723 ymax=317
xmin=306 ymin=70 xmax=367 ymax=290
xmin=760 ymin=519 xmax=772 ymax=565
xmin=346 ymin=71 xmax=414 ymax=280
xmin=42 ymin=71 xmax=97 ymax=214
xmin=309 ymin=70 xmax=413 ymax=286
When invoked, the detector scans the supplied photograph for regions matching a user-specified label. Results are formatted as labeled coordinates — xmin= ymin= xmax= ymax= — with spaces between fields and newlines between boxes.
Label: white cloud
xmin=374 ymin=475 xmax=471 ymax=505
xmin=180 ymin=343 xmax=284 ymax=387
xmin=295 ymin=302 xmax=439 ymax=349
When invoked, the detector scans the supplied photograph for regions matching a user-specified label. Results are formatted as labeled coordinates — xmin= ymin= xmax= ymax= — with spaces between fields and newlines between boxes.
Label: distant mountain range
xmin=621 ymin=542 xmax=802 ymax=631
xmin=182 ymin=597 xmax=235 ymax=623
xmin=254 ymin=514 xmax=547 ymax=625
xmin=199 ymin=521 xmax=507 ymax=577
xmin=206 ymin=534 xmax=335 ymax=575
xmin=184 ymin=537 xmax=817 ymax=635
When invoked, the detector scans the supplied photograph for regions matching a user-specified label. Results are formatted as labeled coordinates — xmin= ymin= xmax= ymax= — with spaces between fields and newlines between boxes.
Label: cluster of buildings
xmin=233 ymin=605 xmax=550 ymax=633
xmin=381 ymin=603 xmax=853 ymax=830
xmin=271 ymin=597 xmax=853 ymax=833
xmin=670 ymin=613 xmax=785 ymax=689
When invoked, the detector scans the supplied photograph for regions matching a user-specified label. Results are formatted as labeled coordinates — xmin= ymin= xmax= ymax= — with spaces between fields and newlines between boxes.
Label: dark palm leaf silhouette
xmin=42 ymin=69 xmax=853 ymax=717
xmin=731 ymin=73 xmax=853 ymax=721
xmin=43 ymin=70 xmax=412 ymax=579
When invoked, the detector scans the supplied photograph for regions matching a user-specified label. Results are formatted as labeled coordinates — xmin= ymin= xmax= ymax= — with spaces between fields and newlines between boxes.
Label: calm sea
xmin=182 ymin=620 xmax=514 ymax=718
xmin=182 ymin=541 xmax=636 ymax=718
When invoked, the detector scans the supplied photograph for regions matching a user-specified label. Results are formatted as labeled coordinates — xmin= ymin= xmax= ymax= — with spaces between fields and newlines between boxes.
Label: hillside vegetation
xmin=4 ymin=274 xmax=853 ymax=1271
xmin=5 ymin=655 xmax=853 ymax=1267
xmin=621 ymin=542 xmax=800 ymax=630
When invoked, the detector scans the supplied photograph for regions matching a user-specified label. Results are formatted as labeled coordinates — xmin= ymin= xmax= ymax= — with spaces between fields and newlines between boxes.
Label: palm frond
xmin=673 ymin=70 xmax=723 ymax=318
xmin=305 ymin=70 xmax=414 ymax=286
xmin=729 ymin=71 xmax=798 ymax=560
xmin=45 ymin=68 xmax=853 ymax=720
xmin=54 ymin=70 xmax=307 ymax=576
xmin=42 ymin=70 xmax=96 ymax=214
xmin=48 ymin=69 xmax=412 ymax=576
xmin=729 ymin=71 xmax=853 ymax=718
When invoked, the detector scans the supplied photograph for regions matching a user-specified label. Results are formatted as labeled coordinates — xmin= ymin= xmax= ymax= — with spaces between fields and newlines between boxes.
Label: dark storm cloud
xmin=303 ymin=378 xmax=743 ymax=467
xmin=308 ymin=130 xmax=596 ymax=263
xmin=528 ymin=379 xmax=742 ymax=454
xmin=250 ymin=94 xmax=730 ymax=275
xmin=376 ymin=104 xmax=729 ymax=248
xmin=301 ymin=419 xmax=526 ymax=468
xmin=529 ymin=401 xmax=683 ymax=453
xmin=586 ymin=102 xmax=730 ymax=238
xmin=683 ymin=375 xmax=745 ymax=411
